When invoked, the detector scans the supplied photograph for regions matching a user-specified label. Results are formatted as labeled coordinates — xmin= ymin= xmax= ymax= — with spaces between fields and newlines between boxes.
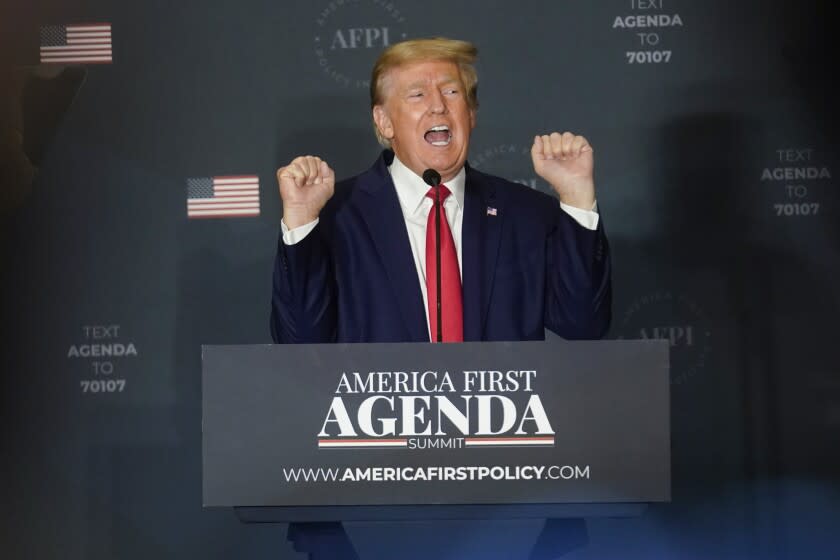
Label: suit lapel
xmin=353 ymin=153 xmax=428 ymax=342
xmin=462 ymin=166 xmax=503 ymax=341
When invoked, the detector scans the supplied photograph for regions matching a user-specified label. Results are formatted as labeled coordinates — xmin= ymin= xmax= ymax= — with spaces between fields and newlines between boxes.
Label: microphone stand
xmin=423 ymin=168 xmax=444 ymax=343
xmin=434 ymin=182 xmax=442 ymax=342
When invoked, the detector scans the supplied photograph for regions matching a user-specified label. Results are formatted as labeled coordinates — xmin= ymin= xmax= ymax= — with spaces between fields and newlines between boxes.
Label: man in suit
xmin=272 ymin=38 xmax=610 ymax=346
xmin=271 ymin=37 xmax=610 ymax=559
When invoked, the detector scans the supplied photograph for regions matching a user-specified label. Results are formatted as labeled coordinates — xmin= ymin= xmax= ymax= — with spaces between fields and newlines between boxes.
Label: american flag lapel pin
xmin=486 ymin=206 xmax=497 ymax=216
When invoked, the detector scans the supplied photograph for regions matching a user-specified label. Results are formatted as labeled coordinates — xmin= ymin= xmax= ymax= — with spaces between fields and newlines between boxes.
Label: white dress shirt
xmin=281 ymin=156 xmax=600 ymax=336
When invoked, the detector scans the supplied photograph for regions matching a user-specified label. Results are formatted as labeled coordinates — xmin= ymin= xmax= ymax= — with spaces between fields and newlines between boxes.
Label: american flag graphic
xmin=40 ymin=23 xmax=113 ymax=64
xmin=187 ymin=176 xmax=260 ymax=219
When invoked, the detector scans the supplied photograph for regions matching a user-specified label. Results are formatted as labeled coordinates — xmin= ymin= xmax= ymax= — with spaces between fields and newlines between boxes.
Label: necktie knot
xmin=425 ymin=184 xmax=452 ymax=203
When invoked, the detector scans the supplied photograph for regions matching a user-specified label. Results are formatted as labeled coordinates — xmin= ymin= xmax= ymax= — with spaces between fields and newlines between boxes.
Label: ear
xmin=469 ymin=106 xmax=476 ymax=130
xmin=373 ymin=105 xmax=394 ymax=140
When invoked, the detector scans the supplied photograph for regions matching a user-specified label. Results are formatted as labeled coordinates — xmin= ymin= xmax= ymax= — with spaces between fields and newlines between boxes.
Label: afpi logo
xmin=470 ymin=143 xmax=549 ymax=195
xmin=329 ymin=27 xmax=391 ymax=50
xmin=638 ymin=326 xmax=695 ymax=348
xmin=618 ymin=291 xmax=712 ymax=386
xmin=313 ymin=0 xmax=409 ymax=89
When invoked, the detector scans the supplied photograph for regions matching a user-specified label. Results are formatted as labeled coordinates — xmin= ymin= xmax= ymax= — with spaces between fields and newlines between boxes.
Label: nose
xmin=428 ymin=89 xmax=447 ymax=114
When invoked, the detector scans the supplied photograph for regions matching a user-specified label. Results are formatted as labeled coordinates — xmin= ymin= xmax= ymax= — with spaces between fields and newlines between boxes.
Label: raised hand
xmin=531 ymin=132 xmax=595 ymax=210
xmin=277 ymin=155 xmax=335 ymax=229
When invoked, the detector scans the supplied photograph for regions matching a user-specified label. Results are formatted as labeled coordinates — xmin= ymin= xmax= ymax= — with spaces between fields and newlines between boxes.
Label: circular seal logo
xmin=313 ymin=0 xmax=409 ymax=89
xmin=469 ymin=142 xmax=551 ymax=195
xmin=617 ymin=291 xmax=712 ymax=386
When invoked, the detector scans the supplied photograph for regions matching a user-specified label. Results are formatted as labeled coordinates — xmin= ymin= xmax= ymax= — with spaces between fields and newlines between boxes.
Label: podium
xmin=202 ymin=340 xmax=670 ymax=523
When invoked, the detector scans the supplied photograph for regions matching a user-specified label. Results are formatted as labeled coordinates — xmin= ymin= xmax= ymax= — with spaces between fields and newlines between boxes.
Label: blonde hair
xmin=370 ymin=37 xmax=479 ymax=147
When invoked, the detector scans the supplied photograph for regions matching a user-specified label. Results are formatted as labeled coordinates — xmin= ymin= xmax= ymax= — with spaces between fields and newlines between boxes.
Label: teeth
xmin=425 ymin=125 xmax=452 ymax=146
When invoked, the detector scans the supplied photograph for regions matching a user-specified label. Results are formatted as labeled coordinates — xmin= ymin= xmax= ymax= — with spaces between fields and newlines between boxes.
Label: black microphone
xmin=422 ymin=169 xmax=441 ymax=188
xmin=422 ymin=168 xmax=443 ymax=343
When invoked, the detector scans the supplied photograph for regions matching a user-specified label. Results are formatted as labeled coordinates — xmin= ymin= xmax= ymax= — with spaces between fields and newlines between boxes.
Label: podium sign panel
xmin=202 ymin=340 xmax=669 ymax=510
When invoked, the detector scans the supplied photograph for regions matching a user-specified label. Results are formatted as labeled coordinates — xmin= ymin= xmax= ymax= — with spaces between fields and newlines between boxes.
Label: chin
xmin=426 ymin=148 xmax=465 ymax=170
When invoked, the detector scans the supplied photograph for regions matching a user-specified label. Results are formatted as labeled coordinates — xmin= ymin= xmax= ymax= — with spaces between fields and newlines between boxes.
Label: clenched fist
xmin=531 ymin=132 xmax=595 ymax=210
xmin=277 ymin=155 xmax=335 ymax=229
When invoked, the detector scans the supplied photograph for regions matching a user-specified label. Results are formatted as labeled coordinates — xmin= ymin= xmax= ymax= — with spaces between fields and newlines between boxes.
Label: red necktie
xmin=425 ymin=185 xmax=463 ymax=342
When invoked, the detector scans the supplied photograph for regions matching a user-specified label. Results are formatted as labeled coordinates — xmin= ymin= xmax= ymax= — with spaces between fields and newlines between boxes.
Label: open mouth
xmin=424 ymin=125 xmax=451 ymax=146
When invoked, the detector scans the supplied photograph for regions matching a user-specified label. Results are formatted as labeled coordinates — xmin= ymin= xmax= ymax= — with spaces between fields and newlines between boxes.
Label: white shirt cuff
xmin=559 ymin=201 xmax=599 ymax=231
xmin=281 ymin=218 xmax=319 ymax=245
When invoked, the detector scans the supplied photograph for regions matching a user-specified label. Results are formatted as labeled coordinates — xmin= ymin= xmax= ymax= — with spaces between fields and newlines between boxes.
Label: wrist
xmin=282 ymin=205 xmax=319 ymax=229
xmin=557 ymin=192 xmax=596 ymax=210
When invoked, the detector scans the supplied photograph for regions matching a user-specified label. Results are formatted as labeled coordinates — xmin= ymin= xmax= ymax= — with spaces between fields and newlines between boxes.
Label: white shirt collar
xmin=389 ymin=154 xmax=466 ymax=217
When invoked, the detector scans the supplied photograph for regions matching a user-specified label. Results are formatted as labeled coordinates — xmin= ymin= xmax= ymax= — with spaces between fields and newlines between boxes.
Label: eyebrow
xmin=405 ymin=77 xmax=459 ymax=90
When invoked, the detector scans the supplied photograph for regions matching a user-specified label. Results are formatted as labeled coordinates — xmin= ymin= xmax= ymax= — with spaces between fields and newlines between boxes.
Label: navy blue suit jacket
xmin=271 ymin=150 xmax=611 ymax=343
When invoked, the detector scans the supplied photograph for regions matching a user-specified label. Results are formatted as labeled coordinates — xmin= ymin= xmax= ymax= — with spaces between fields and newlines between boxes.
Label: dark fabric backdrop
xmin=1 ymin=1 xmax=837 ymax=558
